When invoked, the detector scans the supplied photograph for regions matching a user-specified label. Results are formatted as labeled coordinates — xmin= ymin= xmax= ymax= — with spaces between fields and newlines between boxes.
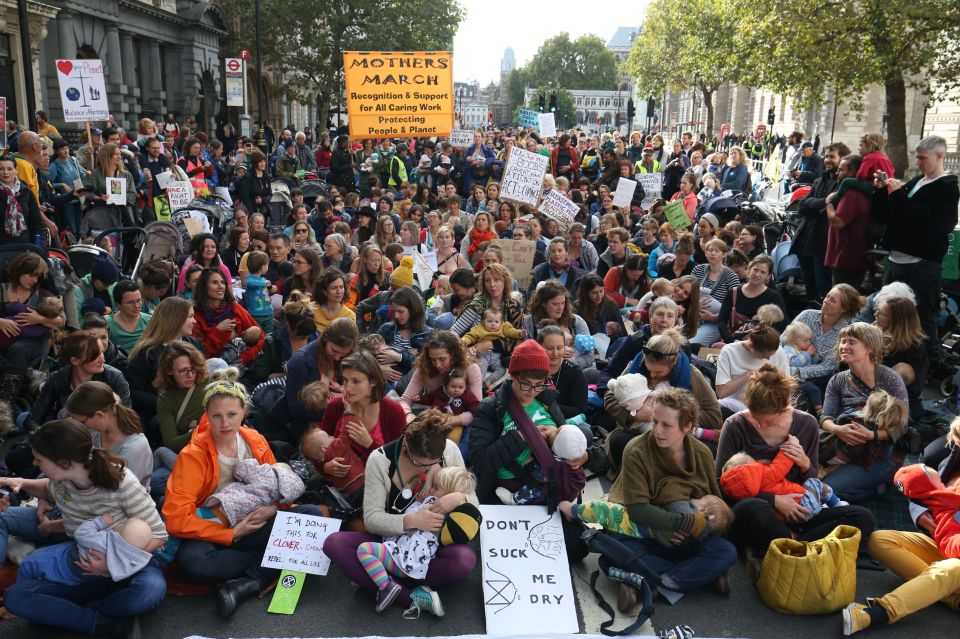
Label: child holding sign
xmin=356 ymin=466 xmax=477 ymax=615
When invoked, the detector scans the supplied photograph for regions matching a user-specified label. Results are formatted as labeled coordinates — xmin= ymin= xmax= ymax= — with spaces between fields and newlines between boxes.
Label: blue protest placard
xmin=518 ymin=109 xmax=539 ymax=130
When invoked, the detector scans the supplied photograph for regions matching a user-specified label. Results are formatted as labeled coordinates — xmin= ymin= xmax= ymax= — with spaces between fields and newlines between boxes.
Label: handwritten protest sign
xmin=165 ymin=182 xmax=194 ymax=212
xmin=537 ymin=113 xmax=556 ymax=138
xmin=490 ymin=239 xmax=538 ymax=289
xmin=518 ymin=109 xmax=539 ymax=129
xmin=106 ymin=177 xmax=126 ymax=205
xmin=637 ymin=172 xmax=662 ymax=209
xmin=540 ymin=190 xmax=578 ymax=234
xmin=479 ymin=505 xmax=577 ymax=635
xmin=612 ymin=177 xmax=637 ymax=208
xmin=501 ymin=147 xmax=549 ymax=207
xmin=449 ymin=129 xmax=474 ymax=148
xmin=663 ymin=198 xmax=692 ymax=229
xmin=261 ymin=511 xmax=342 ymax=576
xmin=55 ymin=59 xmax=109 ymax=123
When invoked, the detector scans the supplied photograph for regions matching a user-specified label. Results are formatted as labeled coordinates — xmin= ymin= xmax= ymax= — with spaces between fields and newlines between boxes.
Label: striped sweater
xmin=49 ymin=468 xmax=167 ymax=541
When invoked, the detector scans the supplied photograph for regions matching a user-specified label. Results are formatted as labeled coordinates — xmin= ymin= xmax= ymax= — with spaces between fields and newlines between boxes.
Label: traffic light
xmin=549 ymin=93 xmax=557 ymax=112
xmin=767 ymin=107 xmax=775 ymax=126
xmin=627 ymin=98 xmax=635 ymax=120
xmin=646 ymin=97 xmax=656 ymax=118
xmin=538 ymin=93 xmax=545 ymax=112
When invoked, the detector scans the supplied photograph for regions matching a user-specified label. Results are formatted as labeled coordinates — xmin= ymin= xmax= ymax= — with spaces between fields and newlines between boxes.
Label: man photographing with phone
xmin=872 ymin=135 xmax=959 ymax=359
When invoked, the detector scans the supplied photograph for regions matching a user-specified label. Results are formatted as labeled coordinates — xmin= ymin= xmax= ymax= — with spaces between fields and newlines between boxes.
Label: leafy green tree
xmin=740 ymin=0 xmax=960 ymax=176
xmin=526 ymin=34 xmax=618 ymax=91
xmin=623 ymin=0 xmax=746 ymax=136
xmin=225 ymin=0 xmax=465 ymax=128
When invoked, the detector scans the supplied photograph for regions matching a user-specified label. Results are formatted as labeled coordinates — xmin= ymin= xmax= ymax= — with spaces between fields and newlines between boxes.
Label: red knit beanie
xmin=508 ymin=340 xmax=550 ymax=376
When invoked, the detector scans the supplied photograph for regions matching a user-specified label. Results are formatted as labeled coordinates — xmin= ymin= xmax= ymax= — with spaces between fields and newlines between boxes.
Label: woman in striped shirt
xmin=1 ymin=420 xmax=167 ymax=636
xmin=690 ymin=239 xmax=741 ymax=346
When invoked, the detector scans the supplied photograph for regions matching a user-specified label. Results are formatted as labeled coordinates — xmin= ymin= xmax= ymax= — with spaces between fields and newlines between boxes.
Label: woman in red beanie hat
xmin=468 ymin=338 xmax=592 ymax=560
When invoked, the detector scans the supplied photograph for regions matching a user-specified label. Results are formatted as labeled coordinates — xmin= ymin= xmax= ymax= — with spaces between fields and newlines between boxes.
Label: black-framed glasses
xmin=515 ymin=379 xmax=549 ymax=393
xmin=404 ymin=443 xmax=442 ymax=469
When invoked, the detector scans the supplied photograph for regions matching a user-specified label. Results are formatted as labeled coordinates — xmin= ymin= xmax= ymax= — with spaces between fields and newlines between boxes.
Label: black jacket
xmin=527 ymin=262 xmax=585 ymax=300
xmin=27 ymin=364 xmax=130 ymax=432
xmin=469 ymin=384 xmax=566 ymax=504
xmin=873 ymin=174 xmax=959 ymax=262
xmin=238 ymin=171 xmax=271 ymax=213
xmin=791 ymin=169 xmax=838 ymax=258
xmin=127 ymin=337 xmax=205 ymax=416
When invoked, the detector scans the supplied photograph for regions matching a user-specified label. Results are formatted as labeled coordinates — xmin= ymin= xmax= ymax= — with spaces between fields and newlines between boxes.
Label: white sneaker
xmin=495 ymin=487 xmax=516 ymax=505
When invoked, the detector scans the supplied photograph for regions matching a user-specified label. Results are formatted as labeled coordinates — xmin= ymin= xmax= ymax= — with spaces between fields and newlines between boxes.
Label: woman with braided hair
xmin=163 ymin=380 xmax=323 ymax=618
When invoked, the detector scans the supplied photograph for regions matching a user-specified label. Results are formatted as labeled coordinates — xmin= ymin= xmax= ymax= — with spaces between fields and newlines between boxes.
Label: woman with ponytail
xmin=66 ymin=381 xmax=153 ymax=487
xmin=24 ymin=331 xmax=130 ymax=433
xmin=716 ymin=364 xmax=875 ymax=576
xmin=163 ymin=380 xmax=322 ymax=618
xmin=0 ymin=420 xmax=167 ymax=637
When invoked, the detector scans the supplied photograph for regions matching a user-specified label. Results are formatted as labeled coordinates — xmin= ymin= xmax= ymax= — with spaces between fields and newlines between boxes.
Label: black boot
xmin=94 ymin=615 xmax=141 ymax=639
xmin=217 ymin=577 xmax=262 ymax=618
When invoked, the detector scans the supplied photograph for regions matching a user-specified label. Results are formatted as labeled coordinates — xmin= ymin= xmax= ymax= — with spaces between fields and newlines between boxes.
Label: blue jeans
xmin=0 ymin=505 xmax=70 ymax=563
xmin=5 ymin=558 xmax=166 ymax=634
xmin=690 ymin=321 xmax=721 ymax=347
xmin=619 ymin=534 xmax=737 ymax=592
xmin=824 ymin=457 xmax=901 ymax=503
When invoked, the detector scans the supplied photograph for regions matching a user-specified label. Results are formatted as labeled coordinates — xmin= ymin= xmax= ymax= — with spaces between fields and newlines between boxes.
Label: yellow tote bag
xmin=757 ymin=525 xmax=861 ymax=615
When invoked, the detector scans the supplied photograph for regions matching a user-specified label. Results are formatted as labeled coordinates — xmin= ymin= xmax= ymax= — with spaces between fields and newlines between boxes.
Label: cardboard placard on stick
xmin=55 ymin=59 xmax=109 ymax=123
xmin=500 ymin=147 xmax=549 ymax=207
xmin=539 ymin=190 xmax=578 ymax=234
xmin=612 ymin=177 xmax=637 ymax=208
xmin=490 ymin=239 xmax=538 ymax=289
xmin=663 ymin=198 xmax=692 ymax=229
xmin=479 ymin=505 xmax=578 ymax=635
xmin=518 ymin=109 xmax=539 ymax=129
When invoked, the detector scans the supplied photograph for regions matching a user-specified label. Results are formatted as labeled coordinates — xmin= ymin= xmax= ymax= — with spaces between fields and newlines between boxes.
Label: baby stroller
xmin=79 ymin=204 xmax=125 ymax=240
xmin=268 ymin=181 xmax=293 ymax=228
xmin=134 ymin=221 xmax=185 ymax=279
xmin=300 ymin=180 xmax=327 ymax=208
xmin=183 ymin=197 xmax=233 ymax=238
xmin=703 ymin=191 xmax=746 ymax=226
xmin=171 ymin=209 xmax=212 ymax=253
xmin=94 ymin=228 xmax=147 ymax=277
xmin=65 ymin=243 xmax=116 ymax=280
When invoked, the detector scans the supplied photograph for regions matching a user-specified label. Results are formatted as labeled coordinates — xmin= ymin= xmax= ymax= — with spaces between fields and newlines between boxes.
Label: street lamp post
xmin=254 ymin=0 xmax=267 ymax=151
xmin=17 ymin=0 xmax=36 ymax=130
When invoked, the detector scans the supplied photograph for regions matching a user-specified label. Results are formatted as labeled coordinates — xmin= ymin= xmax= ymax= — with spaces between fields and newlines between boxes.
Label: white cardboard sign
xmin=154 ymin=170 xmax=175 ymax=190
xmin=501 ymin=147 xmax=549 ymax=207
xmin=448 ymin=129 xmax=474 ymax=148
xmin=539 ymin=190 xmax=579 ymax=234
xmin=55 ymin=59 xmax=109 ymax=123
xmin=612 ymin=178 xmax=638 ymax=208
xmin=637 ymin=172 xmax=662 ymax=210
xmin=411 ymin=249 xmax=438 ymax=290
xmin=106 ymin=177 xmax=126 ymax=205
xmin=479 ymin=505 xmax=578 ymax=635
xmin=165 ymin=181 xmax=194 ymax=212
xmin=537 ymin=113 xmax=557 ymax=138
xmin=261 ymin=511 xmax=342 ymax=576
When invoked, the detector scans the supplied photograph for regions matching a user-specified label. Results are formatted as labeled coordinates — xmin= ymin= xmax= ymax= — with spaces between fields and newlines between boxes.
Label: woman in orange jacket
xmin=163 ymin=380 xmax=323 ymax=618
xmin=191 ymin=268 xmax=264 ymax=365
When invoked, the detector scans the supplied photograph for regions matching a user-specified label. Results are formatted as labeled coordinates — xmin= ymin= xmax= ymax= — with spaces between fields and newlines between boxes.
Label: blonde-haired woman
xmin=717 ymin=364 xmax=875 ymax=573
xmin=433 ymin=225 xmax=469 ymax=277
xmin=720 ymin=146 xmax=750 ymax=194
xmin=820 ymin=322 xmax=909 ymax=503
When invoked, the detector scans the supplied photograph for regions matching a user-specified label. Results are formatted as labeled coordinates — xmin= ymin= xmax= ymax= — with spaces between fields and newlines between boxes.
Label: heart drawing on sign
xmin=56 ymin=60 xmax=73 ymax=76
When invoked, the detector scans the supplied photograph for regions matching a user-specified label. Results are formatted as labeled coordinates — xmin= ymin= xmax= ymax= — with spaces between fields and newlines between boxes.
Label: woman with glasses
xmin=291 ymin=220 xmax=321 ymax=252
xmin=24 ymin=331 xmax=131 ymax=433
xmin=603 ymin=329 xmax=721 ymax=471
xmin=324 ymin=408 xmax=478 ymax=618
xmin=105 ymin=280 xmax=150 ymax=354
xmin=469 ymin=340 xmax=591 ymax=554
xmin=153 ymin=341 xmax=208 ymax=454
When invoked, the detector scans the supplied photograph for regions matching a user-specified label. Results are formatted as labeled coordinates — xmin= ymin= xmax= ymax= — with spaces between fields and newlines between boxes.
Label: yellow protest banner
xmin=343 ymin=51 xmax=454 ymax=139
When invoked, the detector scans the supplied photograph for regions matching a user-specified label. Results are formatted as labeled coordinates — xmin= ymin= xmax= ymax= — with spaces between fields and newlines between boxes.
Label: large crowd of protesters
xmin=0 ymin=109 xmax=958 ymax=637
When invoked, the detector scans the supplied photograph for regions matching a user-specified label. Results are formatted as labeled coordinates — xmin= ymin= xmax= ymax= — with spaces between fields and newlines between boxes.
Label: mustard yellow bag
xmin=757 ymin=524 xmax=861 ymax=615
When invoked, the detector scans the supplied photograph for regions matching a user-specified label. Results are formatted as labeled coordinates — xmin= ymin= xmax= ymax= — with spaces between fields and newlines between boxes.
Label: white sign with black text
xmin=479 ymin=505 xmax=578 ymax=635
xmin=55 ymin=59 xmax=109 ymax=123
xmin=500 ymin=148 xmax=549 ymax=207
xmin=261 ymin=512 xmax=342 ymax=576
